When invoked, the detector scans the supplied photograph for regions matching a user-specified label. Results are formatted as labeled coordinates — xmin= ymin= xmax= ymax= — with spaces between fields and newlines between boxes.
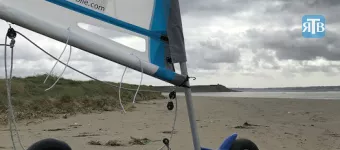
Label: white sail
xmin=0 ymin=0 xmax=188 ymax=86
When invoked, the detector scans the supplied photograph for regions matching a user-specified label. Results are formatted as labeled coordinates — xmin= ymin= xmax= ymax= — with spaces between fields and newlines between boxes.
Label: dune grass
xmin=0 ymin=74 xmax=165 ymax=124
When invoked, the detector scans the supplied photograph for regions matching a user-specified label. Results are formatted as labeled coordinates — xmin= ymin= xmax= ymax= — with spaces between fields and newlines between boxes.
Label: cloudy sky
xmin=0 ymin=0 xmax=340 ymax=88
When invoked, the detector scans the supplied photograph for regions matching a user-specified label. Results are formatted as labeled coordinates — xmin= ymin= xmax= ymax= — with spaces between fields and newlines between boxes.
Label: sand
xmin=1 ymin=96 xmax=340 ymax=150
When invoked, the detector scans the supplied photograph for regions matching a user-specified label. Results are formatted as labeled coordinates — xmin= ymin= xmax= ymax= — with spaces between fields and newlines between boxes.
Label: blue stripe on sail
xmin=46 ymin=0 xmax=160 ymax=39
xmin=149 ymin=0 xmax=171 ymax=68
xmin=47 ymin=0 xmax=177 ymax=82
xmin=154 ymin=67 xmax=175 ymax=81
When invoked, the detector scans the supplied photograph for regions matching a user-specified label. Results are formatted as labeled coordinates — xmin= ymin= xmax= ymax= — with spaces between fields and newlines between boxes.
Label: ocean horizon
xmin=169 ymin=91 xmax=340 ymax=100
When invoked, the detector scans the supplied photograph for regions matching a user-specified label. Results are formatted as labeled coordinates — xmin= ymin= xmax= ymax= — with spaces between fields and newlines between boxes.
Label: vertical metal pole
xmin=179 ymin=62 xmax=201 ymax=150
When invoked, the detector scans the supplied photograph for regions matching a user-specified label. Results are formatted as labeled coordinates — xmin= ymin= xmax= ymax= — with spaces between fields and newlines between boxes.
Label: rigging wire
xmin=11 ymin=29 xmax=179 ymax=150
xmin=44 ymin=27 xmax=73 ymax=91
xmin=15 ymin=31 xmax=164 ymax=93
xmin=158 ymin=88 xmax=178 ymax=150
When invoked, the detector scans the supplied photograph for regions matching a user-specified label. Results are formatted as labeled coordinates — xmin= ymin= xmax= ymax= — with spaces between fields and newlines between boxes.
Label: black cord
xmin=15 ymin=31 xmax=163 ymax=93
xmin=16 ymin=32 xmax=100 ymax=82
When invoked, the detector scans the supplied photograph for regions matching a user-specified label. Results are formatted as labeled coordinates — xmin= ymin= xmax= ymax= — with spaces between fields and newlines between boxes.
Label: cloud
xmin=203 ymin=50 xmax=240 ymax=64
xmin=198 ymin=38 xmax=241 ymax=64
xmin=245 ymin=28 xmax=340 ymax=61
xmin=180 ymin=0 xmax=260 ymax=16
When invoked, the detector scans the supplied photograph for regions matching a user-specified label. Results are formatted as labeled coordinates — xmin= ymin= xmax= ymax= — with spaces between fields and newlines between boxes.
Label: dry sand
xmin=1 ymin=96 xmax=340 ymax=150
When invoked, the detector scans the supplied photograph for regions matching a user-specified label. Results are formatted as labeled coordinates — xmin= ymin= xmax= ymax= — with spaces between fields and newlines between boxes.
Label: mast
xmin=180 ymin=62 xmax=201 ymax=150
xmin=166 ymin=0 xmax=201 ymax=148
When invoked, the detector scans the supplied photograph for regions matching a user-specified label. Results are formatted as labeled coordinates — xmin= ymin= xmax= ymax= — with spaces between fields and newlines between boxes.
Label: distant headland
xmin=149 ymin=85 xmax=340 ymax=93
xmin=150 ymin=84 xmax=239 ymax=92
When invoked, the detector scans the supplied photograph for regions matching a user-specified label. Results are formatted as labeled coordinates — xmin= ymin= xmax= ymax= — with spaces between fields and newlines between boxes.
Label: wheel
xmin=27 ymin=138 xmax=72 ymax=150
xmin=230 ymin=138 xmax=259 ymax=150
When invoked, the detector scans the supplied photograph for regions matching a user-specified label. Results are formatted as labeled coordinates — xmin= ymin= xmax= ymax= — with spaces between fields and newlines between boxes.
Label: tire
xmin=27 ymin=138 xmax=72 ymax=150
xmin=230 ymin=138 xmax=259 ymax=150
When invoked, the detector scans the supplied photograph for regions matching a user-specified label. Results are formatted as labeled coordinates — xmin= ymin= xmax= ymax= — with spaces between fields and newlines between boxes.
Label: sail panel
xmin=149 ymin=0 xmax=171 ymax=70
xmin=167 ymin=0 xmax=187 ymax=63
xmin=0 ymin=0 xmax=155 ymax=61
xmin=148 ymin=0 xmax=187 ymax=70
xmin=0 ymin=0 xmax=188 ymax=86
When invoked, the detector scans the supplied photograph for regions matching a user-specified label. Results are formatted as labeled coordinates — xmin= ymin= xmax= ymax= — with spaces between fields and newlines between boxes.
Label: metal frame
xmin=180 ymin=62 xmax=201 ymax=150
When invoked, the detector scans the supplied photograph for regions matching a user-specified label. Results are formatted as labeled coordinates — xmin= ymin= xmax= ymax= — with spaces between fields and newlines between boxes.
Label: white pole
xmin=179 ymin=62 xmax=201 ymax=150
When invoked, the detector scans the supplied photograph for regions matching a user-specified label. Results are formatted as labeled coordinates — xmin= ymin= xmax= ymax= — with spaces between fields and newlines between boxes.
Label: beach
xmin=1 ymin=96 xmax=340 ymax=150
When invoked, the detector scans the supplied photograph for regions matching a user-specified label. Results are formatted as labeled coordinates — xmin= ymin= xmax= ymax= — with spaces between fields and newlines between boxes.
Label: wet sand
xmin=1 ymin=96 xmax=340 ymax=150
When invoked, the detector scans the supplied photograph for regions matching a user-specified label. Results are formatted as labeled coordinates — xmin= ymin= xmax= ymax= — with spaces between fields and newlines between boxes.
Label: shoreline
xmin=1 ymin=96 xmax=340 ymax=150
xmin=173 ymin=91 xmax=340 ymax=100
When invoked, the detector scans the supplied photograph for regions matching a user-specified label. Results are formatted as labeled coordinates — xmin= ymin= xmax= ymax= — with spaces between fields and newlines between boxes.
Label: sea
xmin=171 ymin=91 xmax=340 ymax=100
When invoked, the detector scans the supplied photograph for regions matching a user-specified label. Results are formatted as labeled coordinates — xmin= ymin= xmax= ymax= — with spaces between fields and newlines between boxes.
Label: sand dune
xmin=1 ymin=96 xmax=340 ymax=150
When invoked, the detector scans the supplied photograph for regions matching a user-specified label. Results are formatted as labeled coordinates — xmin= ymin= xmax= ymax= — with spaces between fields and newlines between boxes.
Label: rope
xmin=3 ymin=34 xmax=25 ymax=150
xmin=4 ymin=35 xmax=16 ymax=150
xmin=118 ymin=53 xmax=144 ymax=114
xmin=119 ymin=67 xmax=127 ymax=113
xmin=44 ymin=28 xmax=72 ymax=91
xmin=131 ymin=54 xmax=144 ymax=104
